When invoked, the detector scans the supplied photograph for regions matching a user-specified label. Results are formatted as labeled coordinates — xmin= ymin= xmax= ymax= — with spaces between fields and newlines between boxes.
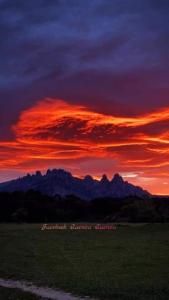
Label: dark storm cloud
xmin=0 ymin=0 xmax=169 ymax=139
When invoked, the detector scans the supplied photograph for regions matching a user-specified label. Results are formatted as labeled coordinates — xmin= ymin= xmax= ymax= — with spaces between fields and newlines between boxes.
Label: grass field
xmin=0 ymin=223 xmax=169 ymax=300
xmin=0 ymin=287 xmax=44 ymax=300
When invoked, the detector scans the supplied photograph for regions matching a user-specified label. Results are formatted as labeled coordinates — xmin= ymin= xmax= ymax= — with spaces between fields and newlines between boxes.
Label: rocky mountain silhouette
xmin=0 ymin=169 xmax=150 ymax=200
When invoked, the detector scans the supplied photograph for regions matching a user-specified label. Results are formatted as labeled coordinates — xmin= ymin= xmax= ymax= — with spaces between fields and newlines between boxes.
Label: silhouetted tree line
xmin=0 ymin=190 xmax=169 ymax=223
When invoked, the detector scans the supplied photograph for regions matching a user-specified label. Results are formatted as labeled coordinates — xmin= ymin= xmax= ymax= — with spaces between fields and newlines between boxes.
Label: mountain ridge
xmin=0 ymin=169 xmax=150 ymax=200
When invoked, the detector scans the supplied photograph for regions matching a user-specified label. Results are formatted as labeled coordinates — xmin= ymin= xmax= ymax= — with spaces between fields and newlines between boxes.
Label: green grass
xmin=0 ymin=223 xmax=169 ymax=299
xmin=0 ymin=287 xmax=44 ymax=300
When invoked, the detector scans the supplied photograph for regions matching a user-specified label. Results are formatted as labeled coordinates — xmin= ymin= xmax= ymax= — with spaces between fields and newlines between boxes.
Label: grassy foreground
xmin=0 ymin=223 xmax=169 ymax=300
xmin=0 ymin=287 xmax=44 ymax=300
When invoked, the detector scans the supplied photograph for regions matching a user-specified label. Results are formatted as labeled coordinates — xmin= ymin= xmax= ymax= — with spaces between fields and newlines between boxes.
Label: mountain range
xmin=0 ymin=169 xmax=150 ymax=200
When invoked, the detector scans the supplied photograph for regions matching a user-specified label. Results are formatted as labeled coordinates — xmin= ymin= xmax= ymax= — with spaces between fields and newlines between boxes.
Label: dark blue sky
xmin=1 ymin=0 xmax=169 ymax=135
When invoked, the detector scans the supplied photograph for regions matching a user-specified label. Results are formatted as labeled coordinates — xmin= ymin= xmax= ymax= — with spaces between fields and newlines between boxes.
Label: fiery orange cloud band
xmin=0 ymin=98 xmax=169 ymax=194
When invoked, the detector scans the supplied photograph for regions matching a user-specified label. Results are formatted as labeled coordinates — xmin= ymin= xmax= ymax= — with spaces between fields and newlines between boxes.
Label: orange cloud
xmin=0 ymin=98 xmax=169 ymax=194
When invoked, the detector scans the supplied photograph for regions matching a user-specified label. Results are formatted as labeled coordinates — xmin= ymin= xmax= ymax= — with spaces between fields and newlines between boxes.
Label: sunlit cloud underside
xmin=1 ymin=99 xmax=169 ymax=194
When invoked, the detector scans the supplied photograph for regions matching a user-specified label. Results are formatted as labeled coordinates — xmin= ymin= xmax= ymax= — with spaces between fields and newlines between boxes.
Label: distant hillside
xmin=0 ymin=169 xmax=150 ymax=200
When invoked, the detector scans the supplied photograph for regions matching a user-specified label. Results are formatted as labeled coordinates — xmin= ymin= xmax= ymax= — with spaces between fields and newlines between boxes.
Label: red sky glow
xmin=1 ymin=98 xmax=169 ymax=195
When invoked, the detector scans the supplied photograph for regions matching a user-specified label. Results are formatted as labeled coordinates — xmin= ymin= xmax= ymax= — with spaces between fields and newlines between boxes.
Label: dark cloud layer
xmin=1 ymin=0 xmax=169 ymax=137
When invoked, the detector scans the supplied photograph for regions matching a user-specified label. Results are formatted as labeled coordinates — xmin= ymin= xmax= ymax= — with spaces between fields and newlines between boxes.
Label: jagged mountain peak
xmin=112 ymin=173 xmax=124 ymax=184
xmin=0 ymin=168 xmax=150 ymax=200
xmin=100 ymin=174 xmax=109 ymax=184
xmin=36 ymin=171 xmax=42 ymax=177
xmin=46 ymin=168 xmax=72 ymax=178
xmin=84 ymin=175 xmax=94 ymax=182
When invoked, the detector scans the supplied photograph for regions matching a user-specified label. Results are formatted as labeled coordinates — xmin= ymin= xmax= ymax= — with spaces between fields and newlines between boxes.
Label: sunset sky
xmin=0 ymin=0 xmax=169 ymax=194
